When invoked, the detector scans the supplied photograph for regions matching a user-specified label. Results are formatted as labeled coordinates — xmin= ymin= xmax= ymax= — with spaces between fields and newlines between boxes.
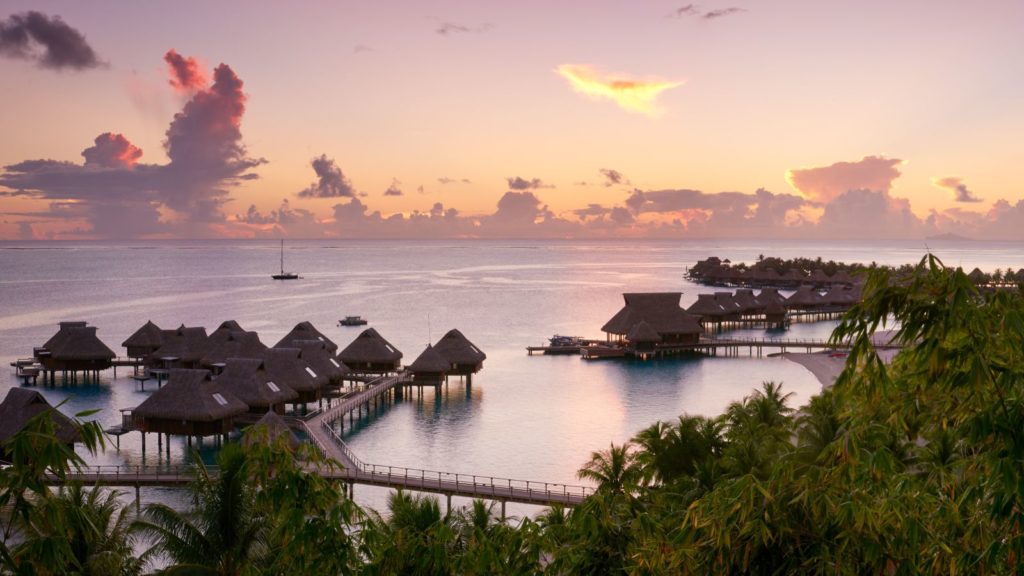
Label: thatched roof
xmin=122 ymin=320 xmax=163 ymax=349
xmin=262 ymin=347 xmax=326 ymax=394
xmin=274 ymin=321 xmax=338 ymax=353
xmin=213 ymin=320 xmax=245 ymax=334
xmin=763 ymin=299 xmax=787 ymax=315
xmin=786 ymin=286 xmax=824 ymax=307
xmin=203 ymin=330 xmax=266 ymax=367
xmin=822 ymin=285 xmax=854 ymax=306
xmin=338 ymin=328 xmax=403 ymax=365
xmin=626 ymin=321 xmax=662 ymax=343
xmin=810 ymin=269 xmax=831 ymax=283
xmin=0 ymin=388 xmax=80 ymax=445
xmin=293 ymin=340 xmax=348 ymax=382
xmin=241 ymin=411 xmax=300 ymax=451
xmin=713 ymin=292 xmax=743 ymax=314
xmin=732 ymin=289 xmax=762 ymax=312
xmin=968 ymin=268 xmax=986 ymax=283
xmin=151 ymin=326 xmax=209 ymax=363
xmin=48 ymin=326 xmax=115 ymax=361
xmin=686 ymin=294 xmax=728 ymax=318
xmin=216 ymin=358 xmax=298 ymax=408
xmin=602 ymin=293 xmax=702 ymax=335
xmin=42 ymin=321 xmax=87 ymax=350
xmin=133 ymin=369 xmax=247 ymax=422
xmin=755 ymin=288 xmax=786 ymax=307
xmin=830 ymin=270 xmax=854 ymax=284
xmin=409 ymin=344 xmax=451 ymax=373
xmin=433 ymin=329 xmax=486 ymax=365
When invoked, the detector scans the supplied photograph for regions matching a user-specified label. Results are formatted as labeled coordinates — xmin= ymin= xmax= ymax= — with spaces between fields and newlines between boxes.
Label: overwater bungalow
xmin=822 ymin=285 xmax=856 ymax=309
xmin=241 ymin=410 xmax=300 ymax=451
xmin=785 ymin=285 xmax=825 ymax=311
xmin=713 ymin=292 xmax=743 ymax=321
xmin=122 ymin=320 xmax=164 ymax=360
xmin=274 ymin=321 xmax=338 ymax=354
xmin=432 ymin=329 xmax=486 ymax=376
xmin=408 ymin=344 xmax=450 ymax=385
xmin=130 ymin=369 xmax=247 ymax=438
xmin=35 ymin=322 xmax=115 ymax=381
xmin=215 ymin=357 xmax=298 ymax=415
xmin=150 ymin=326 xmax=208 ymax=369
xmin=625 ymin=321 xmax=662 ymax=355
xmin=293 ymin=340 xmax=348 ymax=386
xmin=732 ymin=289 xmax=763 ymax=315
xmin=602 ymin=293 xmax=702 ymax=347
xmin=763 ymin=299 xmax=788 ymax=327
xmin=263 ymin=347 xmax=327 ymax=405
xmin=809 ymin=269 xmax=832 ymax=286
xmin=338 ymin=328 xmax=404 ymax=374
xmin=755 ymin=287 xmax=786 ymax=308
xmin=0 ymin=388 xmax=80 ymax=460
xmin=686 ymin=294 xmax=729 ymax=325
xmin=202 ymin=330 xmax=267 ymax=369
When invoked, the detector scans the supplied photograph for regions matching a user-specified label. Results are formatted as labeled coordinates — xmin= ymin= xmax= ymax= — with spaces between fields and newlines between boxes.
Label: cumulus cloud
xmin=436 ymin=22 xmax=493 ymax=36
xmin=164 ymin=49 xmax=207 ymax=92
xmin=236 ymin=199 xmax=320 ymax=237
xmin=556 ymin=64 xmax=683 ymax=117
xmin=297 ymin=155 xmax=355 ymax=198
xmin=817 ymin=189 xmax=923 ymax=240
xmin=932 ymin=176 xmax=981 ymax=203
xmin=81 ymin=133 xmax=142 ymax=168
xmin=0 ymin=50 xmax=263 ymax=237
xmin=786 ymin=155 xmax=903 ymax=203
xmin=506 ymin=176 xmax=551 ymax=190
xmin=0 ymin=11 xmax=101 ymax=70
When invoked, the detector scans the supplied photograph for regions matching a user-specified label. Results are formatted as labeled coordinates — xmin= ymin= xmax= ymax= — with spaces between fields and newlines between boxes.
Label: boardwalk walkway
xmin=54 ymin=372 xmax=593 ymax=508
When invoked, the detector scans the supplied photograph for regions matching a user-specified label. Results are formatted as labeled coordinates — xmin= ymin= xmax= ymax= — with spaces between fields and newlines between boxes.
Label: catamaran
xmin=271 ymin=239 xmax=299 ymax=280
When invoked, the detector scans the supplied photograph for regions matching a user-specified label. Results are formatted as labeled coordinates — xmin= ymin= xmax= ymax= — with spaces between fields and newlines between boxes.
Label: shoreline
xmin=784 ymin=330 xmax=902 ymax=389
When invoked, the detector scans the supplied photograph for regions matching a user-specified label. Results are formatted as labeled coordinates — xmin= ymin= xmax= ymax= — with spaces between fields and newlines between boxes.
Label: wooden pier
xmin=533 ymin=335 xmax=903 ymax=361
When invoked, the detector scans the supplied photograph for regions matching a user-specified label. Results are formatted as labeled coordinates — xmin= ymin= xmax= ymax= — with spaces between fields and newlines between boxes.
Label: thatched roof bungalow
xmin=432 ymin=329 xmax=486 ymax=375
xmin=150 ymin=326 xmax=208 ymax=368
xmin=755 ymin=288 xmax=786 ymax=307
xmin=713 ymin=292 xmax=743 ymax=320
xmin=686 ymin=294 xmax=729 ymax=325
xmin=602 ymin=293 xmax=702 ymax=345
xmin=37 ymin=323 xmax=115 ymax=373
xmin=216 ymin=358 xmax=298 ymax=414
xmin=625 ymin=320 xmax=662 ymax=353
xmin=131 ymin=369 xmax=247 ymax=437
xmin=338 ymin=328 xmax=403 ymax=374
xmin=0 ymin=389 xmax=80 ymax=459
xmin=274 ymin=321 xmax=338 ymax=354
xmin=263 ymin=347 xmax=327 ymax=404
xmin=409 ymin=345 xmax=450 ymax=385
xmin=293 ymin=340 xmax=348 ymax=386
xmin=241 ymin=410 xmax=300 ymax=452
xmin=785 ymin=286 xmax=824 ymax=310
xmin=733 ymin=289 xmax=762 ymax=314
xmin=122 ymin=320 xmax=164 ymax=359
xmin=202 ymin=330 xmax=267 ymax=369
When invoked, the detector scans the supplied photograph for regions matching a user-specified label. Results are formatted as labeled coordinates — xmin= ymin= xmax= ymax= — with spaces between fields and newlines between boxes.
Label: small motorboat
xmin=339 ymin=316 xmax=368 ymax=326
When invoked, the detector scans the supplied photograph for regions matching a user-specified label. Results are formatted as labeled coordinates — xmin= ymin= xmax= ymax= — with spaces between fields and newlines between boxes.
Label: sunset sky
xmin=1 ymin=0 xmax=1023 ymax=240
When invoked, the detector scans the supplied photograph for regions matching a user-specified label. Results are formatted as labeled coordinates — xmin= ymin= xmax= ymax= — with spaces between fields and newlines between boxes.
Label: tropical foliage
xmin=3 ymin=254 xmax=1023 ymax=574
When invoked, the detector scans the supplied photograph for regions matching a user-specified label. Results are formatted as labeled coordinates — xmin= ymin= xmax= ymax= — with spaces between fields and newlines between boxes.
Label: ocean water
xmin=1 ymin=238 xmax=1020 ymax=515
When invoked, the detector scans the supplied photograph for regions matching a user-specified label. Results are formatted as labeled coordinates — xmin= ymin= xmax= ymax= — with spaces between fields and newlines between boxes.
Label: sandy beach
xmin=784 ymin=331 xmax=902 ymax=389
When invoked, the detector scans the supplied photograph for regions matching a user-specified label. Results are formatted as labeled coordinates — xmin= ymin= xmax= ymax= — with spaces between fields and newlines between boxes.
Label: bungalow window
xmin=305 ymin=366 xmax=317 ymax=378
xmin=385 ymin=345 xmax=395 ymax=353
xmin=318 ymin=336 xmax=324 ymax=341
xmin=329 ymin=358 xmax=341 ymax=368
xmin=212 ymin=393 xmax=228 ymax=406
xmin=267 ymin=381 xmax=281 ymax=392
xmin=469 ymin=345 xmax=480 ymax=354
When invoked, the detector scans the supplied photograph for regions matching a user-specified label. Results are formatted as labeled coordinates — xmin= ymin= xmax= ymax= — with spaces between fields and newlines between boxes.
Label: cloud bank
xmin=0 ymin=50 xmax=262 ymax=237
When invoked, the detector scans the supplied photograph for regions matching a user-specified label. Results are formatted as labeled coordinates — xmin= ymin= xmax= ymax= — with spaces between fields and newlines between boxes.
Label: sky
xmin=1 ymin=0 xmax=1023 ymax=240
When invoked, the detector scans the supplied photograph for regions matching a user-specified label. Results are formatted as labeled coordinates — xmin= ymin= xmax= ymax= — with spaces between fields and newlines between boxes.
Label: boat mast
xmin=280 ymin=239 xmax=284 ymax=274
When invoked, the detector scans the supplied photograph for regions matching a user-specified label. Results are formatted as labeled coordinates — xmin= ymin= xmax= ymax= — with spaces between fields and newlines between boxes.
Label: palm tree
xmin=134 ymin=444 xmax=266 ymax=575
xmin=13 ymin=484 xmax=142 ymax=576
xmin=360 ymin=491 xmax=456 ymax=576
xmin=577 ymin=442 xmax=643 ymax=496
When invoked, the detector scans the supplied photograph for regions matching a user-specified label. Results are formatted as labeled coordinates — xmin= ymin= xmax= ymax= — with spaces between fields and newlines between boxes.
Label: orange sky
xmin=1 ymin=1 xmax=1023 ymax=240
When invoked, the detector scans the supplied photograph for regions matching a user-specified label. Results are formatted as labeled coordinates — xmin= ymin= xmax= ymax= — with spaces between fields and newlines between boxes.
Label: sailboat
xmin=271 ymin=239 xmax=299 ymax=280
